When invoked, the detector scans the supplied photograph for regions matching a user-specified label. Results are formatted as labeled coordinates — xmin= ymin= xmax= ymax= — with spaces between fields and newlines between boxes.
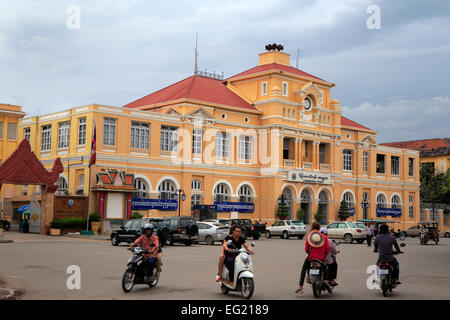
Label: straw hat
xmin=307 ymin=231 xmax=325 ymax=248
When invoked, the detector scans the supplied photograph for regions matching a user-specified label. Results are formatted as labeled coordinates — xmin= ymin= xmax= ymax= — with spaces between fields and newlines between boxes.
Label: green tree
xmin=420 ymin=164 xmax=449 ymax=205
xmin=297 ymin=207 xmax=306 ymax=222
xmin=314 ymin=204 xmax=324 ymax=224
xmin=338 ymin=199 xmax=350 ymax=220
xmin=276 ymin=204 xmax=289 ymax=220
xmin=130 ymin=212 xmax=144 ymax=219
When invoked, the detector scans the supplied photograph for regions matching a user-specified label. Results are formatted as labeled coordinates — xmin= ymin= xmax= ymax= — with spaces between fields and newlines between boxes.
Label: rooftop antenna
xmin=194 ymin=32 xmax=199 ymax=75
xmin=296 ymin=49 xmax=300 ymax=69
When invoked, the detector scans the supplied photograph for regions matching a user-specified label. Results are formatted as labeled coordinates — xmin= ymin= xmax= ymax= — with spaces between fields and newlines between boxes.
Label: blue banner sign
xmin=213 ymin=202 xmax=255 ymax=213
xmin=132 ymin=198 xmax=178 ymax=211
xmin=376 ymin=208 xmax=402 ymax=217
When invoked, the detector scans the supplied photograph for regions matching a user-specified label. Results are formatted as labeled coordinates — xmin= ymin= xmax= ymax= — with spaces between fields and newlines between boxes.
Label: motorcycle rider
xmin=129 ymin=223 xmax=159 ymax=280
xmin=296 ymin=221 xmax=330 ymax=294
xmin=320 ymin=227 xmax=339 ymax=286
xmin=216 ymin=228 xmax=233 ymax=282
xmin=222 ymin=225 xmax=254 ymax=286
xmin=374 ymin=224 xmax=403 ymax=285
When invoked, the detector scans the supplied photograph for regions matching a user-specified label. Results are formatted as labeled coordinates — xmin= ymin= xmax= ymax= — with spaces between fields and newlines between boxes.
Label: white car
xmin=266 ymin=220 xmax=307 ymax=239
xmin=197 ymin=222 xmax=229 ymax=245
xmin=326 ymin=221 xmax=367 ymax=243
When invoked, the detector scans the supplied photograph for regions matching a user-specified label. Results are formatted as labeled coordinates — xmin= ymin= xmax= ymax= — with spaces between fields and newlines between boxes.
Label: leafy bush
xmin=131 ymin=212 xmax=144 ymax=219
xmin=51 ymin=217 xmax=87 ymax=229
xmin=338 ymin=199 xmax=350 ymax=220
xmin=297 ymin=207 xmax=306 ymax=222
xmin=314 ymin=204 xmax=324 ymax=223
xmin=276 ymin=205 xmax=289 ymax=220
xmin=89 ymin=212 xmax=101 ymax=222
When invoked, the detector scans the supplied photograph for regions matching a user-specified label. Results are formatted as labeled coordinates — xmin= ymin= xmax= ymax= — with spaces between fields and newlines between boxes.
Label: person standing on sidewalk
xmin=366 ymin=223 xmax=373 ymax=247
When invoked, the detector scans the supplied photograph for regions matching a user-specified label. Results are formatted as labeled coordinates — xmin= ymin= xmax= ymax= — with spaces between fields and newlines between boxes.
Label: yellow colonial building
xmin=14 ymin=47 xmax=421 ymax=232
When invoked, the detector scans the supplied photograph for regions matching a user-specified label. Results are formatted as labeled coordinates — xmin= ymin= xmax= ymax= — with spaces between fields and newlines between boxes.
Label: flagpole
xmin=86 ymin=118 xmax=95 ymax=231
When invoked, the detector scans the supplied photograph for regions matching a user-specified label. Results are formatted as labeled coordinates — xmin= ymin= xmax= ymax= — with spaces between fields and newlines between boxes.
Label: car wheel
xmin=266 ymin=230 xmax=272 ymax=238
xmin=165 ymin=234 xmax=174 ymax=246
xmin=184 ymin=240 xmax=192 ymax=246
xmin=282 ymin=231 xmax=289 ymax=239
xmin=205 ymin=236 xmax=214 ymax=245
xmin=445 ymin=232 xmax=450 ymax=238
xmin=111 ymin=235 xmax=120 ymax=246
xmin=344 ymin=234 xmax=353 ymax=244
xmin=253 ymin=233 xmax=261 ymax=240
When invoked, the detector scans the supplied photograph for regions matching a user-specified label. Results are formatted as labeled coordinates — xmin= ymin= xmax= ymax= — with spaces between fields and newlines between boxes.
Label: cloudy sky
xmin=0 ymin=0 xmax=449 ymax=143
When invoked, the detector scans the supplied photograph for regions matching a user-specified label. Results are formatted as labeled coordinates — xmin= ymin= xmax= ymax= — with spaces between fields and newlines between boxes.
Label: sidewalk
xmin=0 ymin=231 xmax=108 ymax=243
xmin=64 ymin=233 xmax=109 ymax=241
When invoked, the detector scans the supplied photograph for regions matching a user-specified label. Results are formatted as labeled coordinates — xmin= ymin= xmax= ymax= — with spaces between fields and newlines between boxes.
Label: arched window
xmin=343 ymin=192 xmax=354 ymax=209
xmin=319 ymin=191 xmax=329 ymax=204
xmin=214 ymin=183 xmax=230 ymax=202
xmin=133 ymin=178 xmax=149 ymax=198
xmin=301 ymin=189 xmax=311 ymax=203
xmin=158 ymin=180 xmax=176 ymax=200
xmin=391 ymin=195 xmax=401 ymax=209
xmin=377 ymin=194 xmax=387 ymax=208
xmin=238 ymin=185 xmax=253 ymax=203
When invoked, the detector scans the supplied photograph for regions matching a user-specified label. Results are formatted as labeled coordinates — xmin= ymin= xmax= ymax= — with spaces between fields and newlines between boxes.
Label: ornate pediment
xmin=360 ymin=135 xmax=377 ymax=146
xmin=295 ymin=82 xmax=324 ymax=105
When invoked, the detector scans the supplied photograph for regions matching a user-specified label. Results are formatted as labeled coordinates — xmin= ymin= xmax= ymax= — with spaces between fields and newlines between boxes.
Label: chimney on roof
xmin=259 ymin=43 xmax=290 ymax=66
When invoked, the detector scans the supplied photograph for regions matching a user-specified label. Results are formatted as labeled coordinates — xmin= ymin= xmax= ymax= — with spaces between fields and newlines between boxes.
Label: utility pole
xmin=194 ymin=32 xmax=199 ymax=75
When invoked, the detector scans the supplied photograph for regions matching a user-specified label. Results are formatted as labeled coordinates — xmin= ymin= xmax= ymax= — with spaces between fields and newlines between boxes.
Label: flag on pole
xmin=89 ymin=125 xmax=96 ymax=167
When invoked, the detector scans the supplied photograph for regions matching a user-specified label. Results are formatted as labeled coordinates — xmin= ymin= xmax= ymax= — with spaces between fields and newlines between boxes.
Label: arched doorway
xmin=301 ymin=189 xmax=312 ymax=224
xmin=282 ymin=188 xmax=295 ymax=220
xmin=318 ymin=190 xmax=329 ymax=225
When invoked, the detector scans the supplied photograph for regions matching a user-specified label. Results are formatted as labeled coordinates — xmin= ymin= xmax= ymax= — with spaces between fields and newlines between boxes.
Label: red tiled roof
xmin=381 ymin=139 xmax=450 ymax=151
xmin=341 ymin=116 xmax=373 ymax=131
xmin=227 ymin=62 xmax=325 ymax=82
xmin=123 ymin=75 xmax=257 ymax=111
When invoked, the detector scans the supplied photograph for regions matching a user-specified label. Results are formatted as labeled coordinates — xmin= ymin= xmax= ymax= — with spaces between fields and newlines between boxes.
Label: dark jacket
xmin=374 ymin=234 xmax=401 ymax=261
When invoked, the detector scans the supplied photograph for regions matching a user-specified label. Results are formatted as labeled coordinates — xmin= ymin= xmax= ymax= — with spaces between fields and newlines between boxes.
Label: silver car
xmin=266 ymin=220 xmax=307 ymax=239
xmin=197 ymin=222 xmax=229 ymax=245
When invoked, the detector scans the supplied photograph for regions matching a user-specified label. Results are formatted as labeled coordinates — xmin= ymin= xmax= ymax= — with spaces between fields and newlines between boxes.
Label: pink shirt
xmin=133 ymin=234 xmax=159 ymax=259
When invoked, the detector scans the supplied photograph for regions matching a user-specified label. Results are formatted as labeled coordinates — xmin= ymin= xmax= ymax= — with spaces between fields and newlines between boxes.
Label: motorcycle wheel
xmin=240 ymin=278 xmax=254 ymax=299
xmin=399 ymin=233 xmax=406 ymax=241
xmin=266 ymin=231 xmax=271 ymax=238
xmin=381 ymin=279 xmax=388 ymax=297
xmin=312 ymin=282 xmax=322 ymax=298
xmin=121 ymin=270 xmax=135 ymax=293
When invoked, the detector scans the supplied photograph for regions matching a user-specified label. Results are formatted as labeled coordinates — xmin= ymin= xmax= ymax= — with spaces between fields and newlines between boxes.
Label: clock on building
xmin=304 ymin=98 xmax=312 ymax=111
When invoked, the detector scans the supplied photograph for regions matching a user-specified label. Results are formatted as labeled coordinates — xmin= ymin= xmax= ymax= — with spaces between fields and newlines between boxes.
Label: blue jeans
xmin=146 ymin=258 xmax=157 ymax=276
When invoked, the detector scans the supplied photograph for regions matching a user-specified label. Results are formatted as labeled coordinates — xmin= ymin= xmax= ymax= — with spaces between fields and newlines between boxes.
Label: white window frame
xmin=191 ymin=194 xmax=201 ymax=206
xmin=56 ymin=176 xmax=68 ymax=194
xmin=160 ymin=125 xmax=178 ymax=152
xmin=133 ymin=178 xmax=149 ymax=198
xmin=282 ymin=81 xmax=288 ymax=97
xmin=391 ymin=195 xmax=401 ymax=209
xmin=215 ymin=131 xmax=229 ymax=158
xmin=58 ymin=121 xmax=70 ymax=149
xmin=78 ymin=117 xmax=86 ymax=146
xmin=363 ymin=151 xmax=369 ymax=172
xmin=261 ymin=82 xmax=268 ymax=96
xmin=192 ymin=180 xmax=201 ymax=191
xmin=158 ymin=180 xmax=176 ymax=199
xmin=214 ymin=183 xmax=230 ymax=202
xmin=376 ymin=194 xmax=387 ymax=208
xmin=131 ymin=121 xmax=150 ymax=149
xmin=192 ymin=128 xmax=202 ymax=155
xmin=239 ymin=135 xmax=252 ymax=160
xmin=343 ymin=192 xmax=354 ymax=209
xmin=24 ymin=127 xmax=31 ymax=141
xmin=343 ymin=149 xmax=353 ymax=171
xmin=103 ymin=117 xmax=116 ymax=146
xmin=238 ymin=185 xmax=253 ymax=203
xmin=41 ymin=125 xmax=52 ymax=151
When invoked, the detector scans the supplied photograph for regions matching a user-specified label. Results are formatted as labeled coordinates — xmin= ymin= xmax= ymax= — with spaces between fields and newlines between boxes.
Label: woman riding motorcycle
xmin=320 ymin=227 xmax=339 ymax=286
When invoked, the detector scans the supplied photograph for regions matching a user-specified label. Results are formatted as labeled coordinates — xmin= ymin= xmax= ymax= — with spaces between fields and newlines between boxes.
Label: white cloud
xmin=342 ymin=96 xmax=450 ymax=143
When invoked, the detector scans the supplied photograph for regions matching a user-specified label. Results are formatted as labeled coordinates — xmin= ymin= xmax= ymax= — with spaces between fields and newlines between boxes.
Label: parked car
xmin=201 ymin=219 xmax=231 ymax=227
xmin=163 ymin=216 xmax=199 ymax=246
xmin=222 ymin=218 xmax=266 ymax=240
xmin=326 ymin=221 xmax=366 ymax=243
xmin=197 ymin=222 xmax=229 ymax=245
xmin=444 ymin=230 xmax=450 ymax=238
xmin=402 ymin=225 xmax=421 ymax=238
xmin=266 ymin=220 xmax=307 ymax=239
xmin=110 ymin=218 xmax=169 ymax=246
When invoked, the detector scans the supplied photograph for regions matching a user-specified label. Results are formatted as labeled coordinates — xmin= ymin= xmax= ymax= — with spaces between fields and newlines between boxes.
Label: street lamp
xmin=175 ymin=189 xmax=186 ymax=217
xmin=361 ymin=199 xmax=370 ymax=220
xmin=278 ymin=194 xmax=288 ymax=219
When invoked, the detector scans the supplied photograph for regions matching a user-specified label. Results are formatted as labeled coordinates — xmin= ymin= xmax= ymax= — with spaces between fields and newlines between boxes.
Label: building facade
xmin=13 ymin=48 xmax=421 ymax=232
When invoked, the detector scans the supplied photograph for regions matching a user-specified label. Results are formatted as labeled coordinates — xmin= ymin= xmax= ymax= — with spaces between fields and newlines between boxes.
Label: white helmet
xmin=320 ymin=227 xmax=328 ymax=235
xmin=142 ymin=223 xmax=154 ymax=231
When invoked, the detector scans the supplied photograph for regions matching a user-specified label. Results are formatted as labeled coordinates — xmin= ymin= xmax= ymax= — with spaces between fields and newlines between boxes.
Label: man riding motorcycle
xmin=222 ymin=225 xmax=254 ymax=286
xmin=129 ymin=223 xmax=160 ymax=280
xmin=374 ymin=224 xmax=403 ymax=285
xmin=296 ymin=221 xmax=330 ymax=294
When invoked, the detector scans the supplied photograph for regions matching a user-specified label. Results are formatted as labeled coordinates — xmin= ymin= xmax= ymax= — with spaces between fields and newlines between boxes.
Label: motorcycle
xmin=309 ymin=240 xmax=341 ymax=298
xmin=375 ymin=242 xmax=406 ymax=297
xmin=1 ymin=219 xmax=10 ymax=231
xmin=220 ymin=240 xmax=255 ymax=299
xmin=121 ymin=244 xmax=160 ymax=293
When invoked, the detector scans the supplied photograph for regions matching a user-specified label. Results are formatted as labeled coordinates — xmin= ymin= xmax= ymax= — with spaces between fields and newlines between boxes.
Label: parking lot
xmin=1 ymin=231 xmax=449 ymax=300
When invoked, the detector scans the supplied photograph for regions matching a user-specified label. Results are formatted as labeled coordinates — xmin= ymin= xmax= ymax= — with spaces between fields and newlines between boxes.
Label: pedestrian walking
xmin=366 ymin=223 xmax=373 ymax=247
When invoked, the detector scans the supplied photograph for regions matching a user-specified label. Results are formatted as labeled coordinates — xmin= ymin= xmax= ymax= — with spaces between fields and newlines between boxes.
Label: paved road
xmin=1 ymin=231 xmax=449 ymax=300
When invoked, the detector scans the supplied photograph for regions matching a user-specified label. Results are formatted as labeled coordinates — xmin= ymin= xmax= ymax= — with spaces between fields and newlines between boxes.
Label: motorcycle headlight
xmin=241 ymin=253 xmax=250 ymax=266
